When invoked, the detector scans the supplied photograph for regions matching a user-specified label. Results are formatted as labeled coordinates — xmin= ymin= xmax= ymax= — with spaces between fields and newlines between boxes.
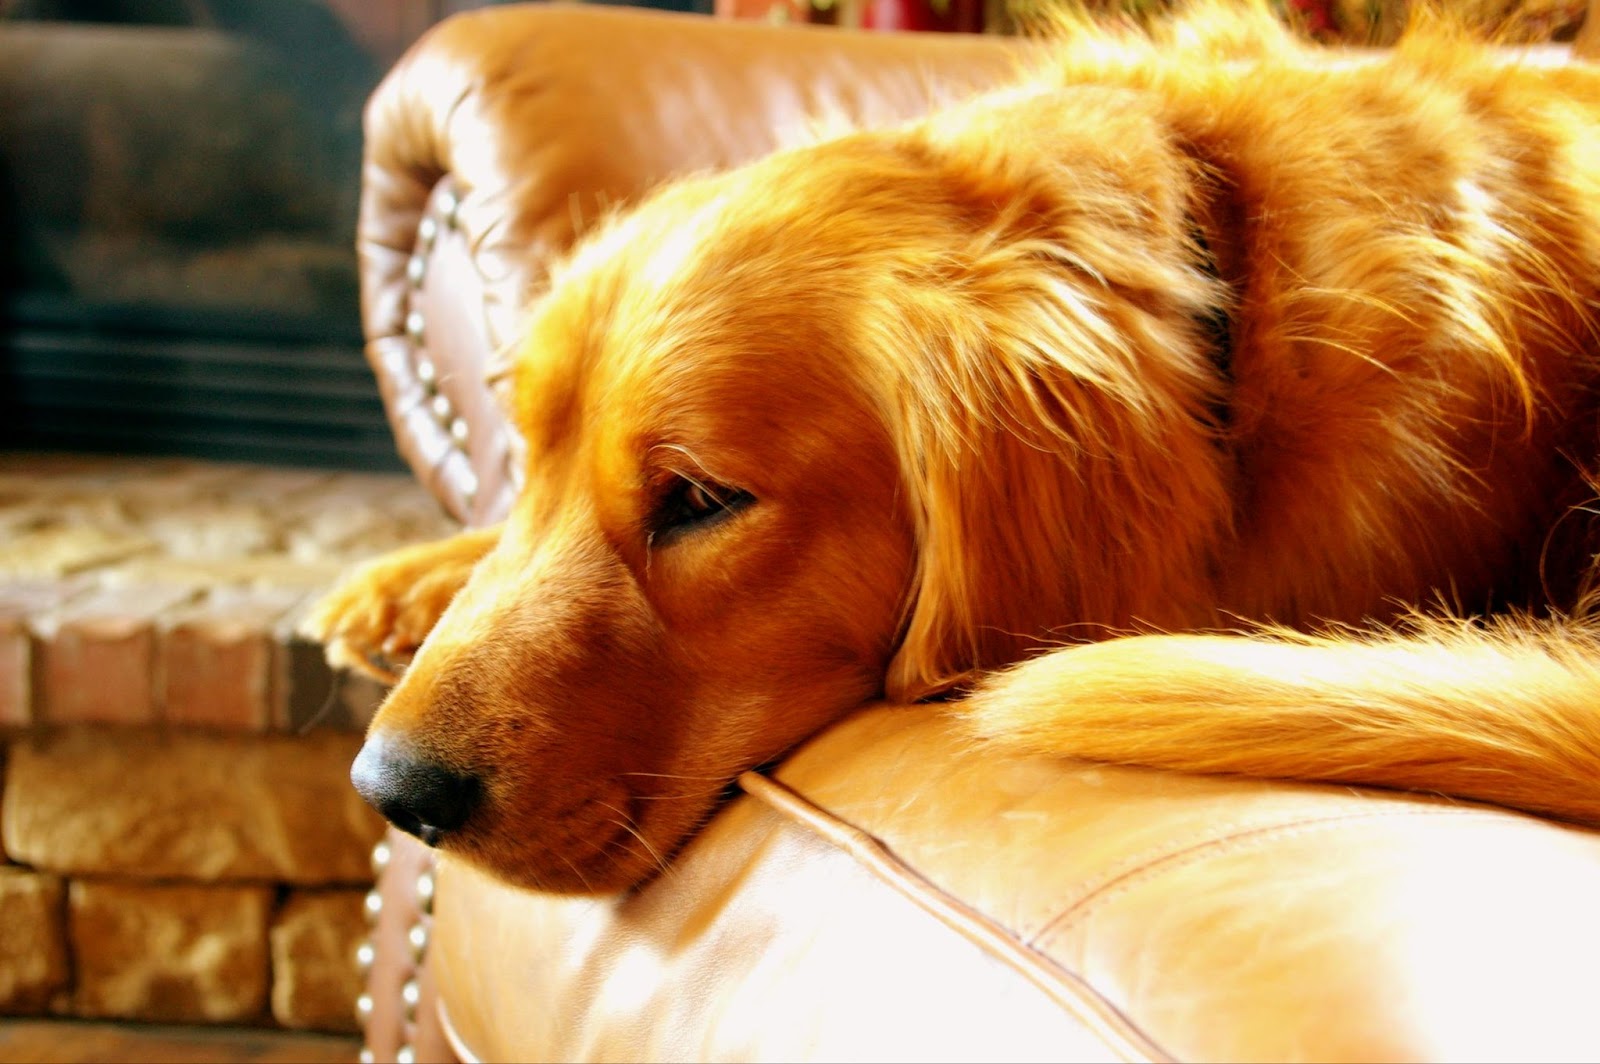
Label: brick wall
xmin=0 ymin=453 xmax=457 ymax=1034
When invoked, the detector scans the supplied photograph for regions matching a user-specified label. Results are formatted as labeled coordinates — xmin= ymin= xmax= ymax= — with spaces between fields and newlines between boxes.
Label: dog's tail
xmin=958 ymin=617 xmax=1600 ymax=825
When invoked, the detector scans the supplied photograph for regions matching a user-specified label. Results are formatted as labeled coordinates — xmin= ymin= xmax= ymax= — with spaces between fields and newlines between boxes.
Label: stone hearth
xmin=0 ymin=452 xmax=456 ymax=1032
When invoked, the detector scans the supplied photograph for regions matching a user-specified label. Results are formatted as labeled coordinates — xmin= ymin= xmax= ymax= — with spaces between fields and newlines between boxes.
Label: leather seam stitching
xmin=1033 ymin=805 xmax=1513 ymax=944
xmin=741 ymin=770 xmax=1177 ymax=1064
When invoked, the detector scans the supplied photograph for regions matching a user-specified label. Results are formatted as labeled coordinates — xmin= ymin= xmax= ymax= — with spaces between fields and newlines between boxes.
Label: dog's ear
xmin=874 ymin=95 xmax=1237 ymax=701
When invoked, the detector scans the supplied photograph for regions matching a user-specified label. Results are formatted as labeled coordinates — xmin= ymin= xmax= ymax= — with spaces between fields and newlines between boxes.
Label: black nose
xmin=351 ymin=733 xmax=481 ymax=847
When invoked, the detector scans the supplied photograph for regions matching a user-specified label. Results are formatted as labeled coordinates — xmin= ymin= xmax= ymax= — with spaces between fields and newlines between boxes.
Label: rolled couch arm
xmin=357 ymin=2 xmax=1022 ymax=527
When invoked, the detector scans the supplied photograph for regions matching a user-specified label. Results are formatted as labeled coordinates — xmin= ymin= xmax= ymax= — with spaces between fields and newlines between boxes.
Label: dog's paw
xmin=302 ymin=527 xmax=500 ymax=682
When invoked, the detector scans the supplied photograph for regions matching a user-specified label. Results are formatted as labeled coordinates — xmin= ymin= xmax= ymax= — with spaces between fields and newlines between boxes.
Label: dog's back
xmin=899 ymin=16 xmax=1600 ymax=826
xmin=1032 ymin=18 xmax=1600 ymax=624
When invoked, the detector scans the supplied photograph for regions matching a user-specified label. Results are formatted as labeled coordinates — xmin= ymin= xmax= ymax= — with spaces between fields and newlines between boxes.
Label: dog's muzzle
xmin=351 ymin=733 xmax=482 ymax=847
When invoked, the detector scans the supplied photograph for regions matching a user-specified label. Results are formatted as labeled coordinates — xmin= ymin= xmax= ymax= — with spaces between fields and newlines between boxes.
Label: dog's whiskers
xmin=295 ymin=672 xmax=347 ymax=736
xmin=602 ymin=821 xmax=674 ymax=881
xmin=555 ymin=849 xmax=595 ymax=893
xmin=632 ymin=789 xmax=728 ymax=802
xmin=619 ymin=770 xmax=732 ymax=782
xmin=616 ymin=771 xmax=734 ymax=802
xmin=595 ymin=799 xmax=676 ymax=882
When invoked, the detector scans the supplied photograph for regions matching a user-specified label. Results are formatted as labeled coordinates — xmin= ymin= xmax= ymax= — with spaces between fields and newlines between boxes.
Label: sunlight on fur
xmin=309 ymin=1 xmax=1600 ymax=893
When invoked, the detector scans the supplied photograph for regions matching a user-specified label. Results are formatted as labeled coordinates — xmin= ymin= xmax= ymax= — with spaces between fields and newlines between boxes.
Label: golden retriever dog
xmin=309 ymin=5 xmax=1600 ymax=894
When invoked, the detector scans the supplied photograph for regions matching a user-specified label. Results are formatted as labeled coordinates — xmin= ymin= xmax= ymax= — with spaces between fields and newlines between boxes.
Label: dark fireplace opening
xmin=0 ymin=0 xmax=393 ymax=470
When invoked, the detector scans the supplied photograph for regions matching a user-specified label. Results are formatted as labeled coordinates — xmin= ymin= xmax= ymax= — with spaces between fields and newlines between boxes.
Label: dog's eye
xmin=650 ymin=476 xmax=754 ymax=543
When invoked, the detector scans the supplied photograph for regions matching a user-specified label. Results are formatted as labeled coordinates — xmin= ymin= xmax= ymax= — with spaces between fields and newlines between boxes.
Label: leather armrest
xmin=431 ymin=704 xmax=1600 ymax=1063
xmin=357 ymin=2 xmax=1023 ymax=525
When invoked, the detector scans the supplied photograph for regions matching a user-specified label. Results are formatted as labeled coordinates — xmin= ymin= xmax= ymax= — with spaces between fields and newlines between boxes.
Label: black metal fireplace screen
xmin=0 ymin=0 xmax=396 ymax=470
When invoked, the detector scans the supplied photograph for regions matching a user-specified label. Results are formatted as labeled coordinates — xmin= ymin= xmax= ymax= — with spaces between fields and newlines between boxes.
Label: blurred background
xmin=0 ymin=0 xmax=716 ymax=473
xmin=0 ymin=2 xmax=1591 ymax=1060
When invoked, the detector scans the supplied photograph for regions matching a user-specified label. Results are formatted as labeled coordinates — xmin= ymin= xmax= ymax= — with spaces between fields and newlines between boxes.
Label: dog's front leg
xmin=303 ymin=524 xmax=503 ymax=681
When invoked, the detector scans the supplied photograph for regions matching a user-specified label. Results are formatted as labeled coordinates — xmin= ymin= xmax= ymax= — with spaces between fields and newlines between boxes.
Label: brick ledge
xmin=0 ymin=452 xmax=458 ymax=731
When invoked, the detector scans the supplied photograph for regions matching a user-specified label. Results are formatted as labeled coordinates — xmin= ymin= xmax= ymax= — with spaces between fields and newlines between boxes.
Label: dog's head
xmin=354 ymin=90 xmax=1234 ymax=893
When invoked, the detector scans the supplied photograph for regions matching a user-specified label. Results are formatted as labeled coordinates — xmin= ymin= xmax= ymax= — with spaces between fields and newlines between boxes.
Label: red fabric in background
xmin=859 ymin=0 xmax=985 ymax=32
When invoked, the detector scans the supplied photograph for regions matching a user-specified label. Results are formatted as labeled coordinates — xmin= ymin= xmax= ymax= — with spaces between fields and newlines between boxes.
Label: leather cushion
xmin=431 ymin=703 xmax=1600 ymax=1062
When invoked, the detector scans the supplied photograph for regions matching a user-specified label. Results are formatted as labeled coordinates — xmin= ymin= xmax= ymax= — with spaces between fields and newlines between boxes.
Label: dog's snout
xmin=351 ymin=733 xmax=481 ymax=848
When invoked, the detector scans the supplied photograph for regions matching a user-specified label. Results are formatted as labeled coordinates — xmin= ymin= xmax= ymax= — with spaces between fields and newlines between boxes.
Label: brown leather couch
xmin=353 ymin=6 xmax=1600 ymax=1061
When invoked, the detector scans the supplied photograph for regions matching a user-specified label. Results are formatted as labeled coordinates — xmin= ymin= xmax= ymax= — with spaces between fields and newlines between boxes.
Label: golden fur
xmin=310 ymin=6 xmax=1600 ymax=893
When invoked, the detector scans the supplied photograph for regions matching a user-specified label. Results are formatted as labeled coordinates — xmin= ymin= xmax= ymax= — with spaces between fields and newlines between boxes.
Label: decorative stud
xmin=405 ymin=310 xmax=425 ymax=346
xmin=354 ymin=940 xmax=376 ymax=975
xmin=363 ymin=889 xmax=383 ymax=926
xmin=439 ymin=188 xmax=461 ymax=229
xmin=359 ymin=1048 xmax=375 ymax=1064
xmin=415 ymin=357 xmax=437 ymax=390
xmin=406 ymin=254 xmax=426 ymax=286
xmin=371 ymin=839 xmax=392 ymax=877
xmin=418 ymin=215 xmax=439 ymax=248
xmin=416 ymin=869 xmax=436 ymax=915
xmin=355 ymin=992 xmax=374 ymax=1023
xmin=407 ymin=922 xmax=429 ymax=964
xmin=429 ymin=393 xmax=454 ymax=423
xmin=449 ymin=417 xmax=469 ymax=447
xmin=396 ymin=1047 xmax=417 ymax=1064
xmin=401 ymin=977 xmax=421 ymax=1021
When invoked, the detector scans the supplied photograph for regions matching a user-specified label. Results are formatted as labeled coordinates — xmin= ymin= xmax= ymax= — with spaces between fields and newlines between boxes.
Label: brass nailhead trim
xmin=361 ymin=189 xmax=468 ymax=1064
xmin=406 ymin=186 xmax=479 ymax=516
xmin=401 ymin=977 xmax=421 ymax=1023
xmin=439 ymin=187 xmax=461 ymax=229
xmin=416 ymin=869 xmax=435 ymax=916
xmin=356 ymin=838 xmax=386 ymax=1059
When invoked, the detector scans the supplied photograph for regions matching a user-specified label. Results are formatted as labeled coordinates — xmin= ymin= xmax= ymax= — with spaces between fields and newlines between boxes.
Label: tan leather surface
xmin=358 ymin=3 xmax=1023 ymax=523
xmin=432 ymin=703 xmax=1600 ymax=1063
